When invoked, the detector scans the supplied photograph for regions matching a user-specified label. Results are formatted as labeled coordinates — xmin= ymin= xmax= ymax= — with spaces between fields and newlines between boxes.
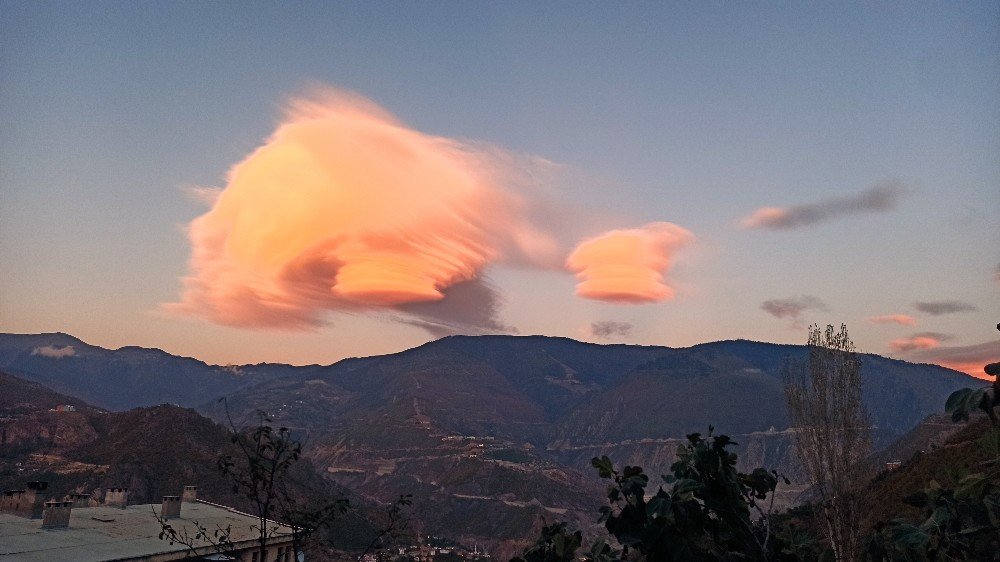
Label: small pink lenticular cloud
xmin=740 ymin=207 xmax=788 ymax=229
xmin=889 ymin=336 xmax=941 ymax=352
xmin=868 ymin=314 xmax=917 ymax=326
xmin=565 ymin=222 xmax=694 ymax=304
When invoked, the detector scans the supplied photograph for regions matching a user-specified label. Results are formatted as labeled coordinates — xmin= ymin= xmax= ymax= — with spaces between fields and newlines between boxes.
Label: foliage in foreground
xmin=866 ymin=471 xmax=1000 ymax=561
xmin=868 ymin=337 xmax=1000 ymax=561
xmin=513 ymin=429 xmax=815 ymax=562
xmin=515 ymin=324 xmax=1000 ymax=562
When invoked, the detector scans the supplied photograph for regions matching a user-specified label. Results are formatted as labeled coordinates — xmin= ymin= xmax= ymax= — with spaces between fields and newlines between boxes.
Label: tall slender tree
xmin=784 ymin=324 xmax=871 ymax=561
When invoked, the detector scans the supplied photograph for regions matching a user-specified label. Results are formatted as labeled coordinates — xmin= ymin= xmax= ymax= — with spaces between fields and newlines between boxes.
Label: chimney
xmin=67 ymin=493 xmax=91 ymax=508
xmin=104 ymin=487 xmax=129 ymax=509
xmin=160 ymin=496 xmax=181 ymax=519
xmin=41 ymin=500 xmax=72 ymax=529
xmin=1 ymin=490 xmax=24 ymax=513
xmin=24 ymin=482 xmax=48 ymax=519
xmin=182 ymin=486 xmax=197 ymax=503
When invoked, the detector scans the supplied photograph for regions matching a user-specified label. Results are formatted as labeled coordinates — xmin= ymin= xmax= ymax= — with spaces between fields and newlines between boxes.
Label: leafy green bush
xmin=866 ymin=473 xmax=1000 ymax=560
xmin=867 ymin=324 xmax=1000 ymax=560
xmin=513 ymin=428 xmax=812 ymax=561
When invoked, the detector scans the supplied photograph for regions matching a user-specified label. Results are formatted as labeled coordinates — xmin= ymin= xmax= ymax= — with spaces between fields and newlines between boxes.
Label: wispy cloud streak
xmin=913 ymin=301 xmax=977 ymax=316
xmin=760 ymin=295 xmax=826 ymax=327
xmin=741 ymin=181 xmax=904 ymax=230
xmin=890 ymin=336 xmax=942 ymax=352
xmin=868 ymin=314 xmax=917 ymax=326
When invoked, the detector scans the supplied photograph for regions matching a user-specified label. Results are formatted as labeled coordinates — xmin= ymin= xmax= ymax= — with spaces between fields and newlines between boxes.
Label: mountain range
xmin=0 ymin=332 xmax=982 ymax=557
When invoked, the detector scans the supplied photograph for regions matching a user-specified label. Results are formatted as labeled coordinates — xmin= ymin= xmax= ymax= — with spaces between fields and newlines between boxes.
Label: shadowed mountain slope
xmin=0 ymin=333 xmax=298 ymax=410
xmin=0 ymin=371 xmax=384 ymax=556
xmin=196 ymin=335 xmax=976 ymax=554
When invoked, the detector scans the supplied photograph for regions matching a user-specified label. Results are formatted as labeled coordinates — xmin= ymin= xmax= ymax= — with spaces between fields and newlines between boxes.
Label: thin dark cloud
xmin=913 ymin=301 xmax=978 ymax=316
xmin=591 ymin=321 xmax=633 ymax=339
xmin=911 ymin=332 xmax=954 ymax=342
xmin=741 ymin=181 xmax=905 ymax=230
xmin=760 ymin=296 xmax=827 ymax=328
xmin=761 ymin=296 xmax=826 ymax=319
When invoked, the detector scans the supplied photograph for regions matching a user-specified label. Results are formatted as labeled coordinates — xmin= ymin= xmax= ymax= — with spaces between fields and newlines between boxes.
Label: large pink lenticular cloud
xmin=565 ymin=222 xmax=694 ymax=303
xmin=166 ymin=90 xmax=559 ymax=330
xmin=167 ymin=89 xmax=696 ymax=331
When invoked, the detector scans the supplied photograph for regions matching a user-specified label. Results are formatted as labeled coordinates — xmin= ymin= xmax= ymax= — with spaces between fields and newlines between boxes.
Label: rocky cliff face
xmin=0 ymin=410 xmax=99 ymax=451
xmin=546 ymin=428 xmax=808 ymax=508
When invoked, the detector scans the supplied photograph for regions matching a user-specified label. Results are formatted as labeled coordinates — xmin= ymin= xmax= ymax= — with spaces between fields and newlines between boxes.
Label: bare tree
xmin=157 ymin=404 xmax=413 ymax=560
xmin=157 ymin=411 xmax=348 ymax=561
xmin=784 ymin=324 xmax=871 ymax=561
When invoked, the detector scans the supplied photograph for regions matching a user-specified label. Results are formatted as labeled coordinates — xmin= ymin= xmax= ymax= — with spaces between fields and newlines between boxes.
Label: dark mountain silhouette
xmin=0 ymin=333 xmax=293 ymax=410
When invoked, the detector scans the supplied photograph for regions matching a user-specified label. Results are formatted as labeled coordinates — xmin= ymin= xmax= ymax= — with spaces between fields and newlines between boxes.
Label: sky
xmin=1 ymin=2 xmax=998 ymax=376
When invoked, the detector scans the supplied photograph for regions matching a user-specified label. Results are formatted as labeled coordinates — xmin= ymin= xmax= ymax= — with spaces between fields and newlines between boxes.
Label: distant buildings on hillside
xmin=362 ymin=535 xmax=492 ymax=562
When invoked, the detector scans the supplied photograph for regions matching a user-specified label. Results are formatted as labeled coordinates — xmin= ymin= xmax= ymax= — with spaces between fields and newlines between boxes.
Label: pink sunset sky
xmin=1 ymin=3 xmax=997 ymax=377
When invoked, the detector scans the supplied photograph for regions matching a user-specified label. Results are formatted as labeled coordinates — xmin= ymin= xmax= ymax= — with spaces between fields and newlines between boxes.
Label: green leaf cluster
xmin=514 ymin=428 xmax=810 ymax=561
xmin=945 ymin=387 xmax=998 ymax=426
xmin=866 ymin=472 xmax=1000 ymax=560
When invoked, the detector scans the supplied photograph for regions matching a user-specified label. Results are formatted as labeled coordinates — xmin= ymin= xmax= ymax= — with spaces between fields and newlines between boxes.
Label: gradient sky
xmin=2 ymin=2 xmax=998 ymax=374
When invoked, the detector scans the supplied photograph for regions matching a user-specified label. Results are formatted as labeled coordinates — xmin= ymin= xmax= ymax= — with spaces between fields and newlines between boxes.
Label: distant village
xmin=363 ymin=535 xmax=493 ymax=562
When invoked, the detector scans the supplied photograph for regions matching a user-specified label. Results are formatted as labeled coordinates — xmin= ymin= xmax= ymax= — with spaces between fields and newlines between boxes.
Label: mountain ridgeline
xmin=0 ymin=332 xmax=980 ymax=556
xmin=0 ymin=332 xmax=301 ymax=410
xmin=1 ymin=333 xmax=973 ymax=440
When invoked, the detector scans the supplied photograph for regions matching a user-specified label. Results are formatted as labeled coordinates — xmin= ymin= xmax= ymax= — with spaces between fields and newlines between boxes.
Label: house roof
xmin=0 ymin=500 xmax=294 ymax=561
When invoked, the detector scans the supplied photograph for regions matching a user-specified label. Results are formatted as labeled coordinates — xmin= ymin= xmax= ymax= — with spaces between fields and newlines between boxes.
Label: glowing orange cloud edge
xmin=565 ymin=222 xmax=694 ymax=304
xmin=166 ymin=88 xmax=694 ymax=331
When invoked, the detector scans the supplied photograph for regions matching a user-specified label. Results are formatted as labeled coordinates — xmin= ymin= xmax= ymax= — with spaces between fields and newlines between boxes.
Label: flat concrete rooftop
xmin=0 ymin=500 xmax=294 ymax=561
